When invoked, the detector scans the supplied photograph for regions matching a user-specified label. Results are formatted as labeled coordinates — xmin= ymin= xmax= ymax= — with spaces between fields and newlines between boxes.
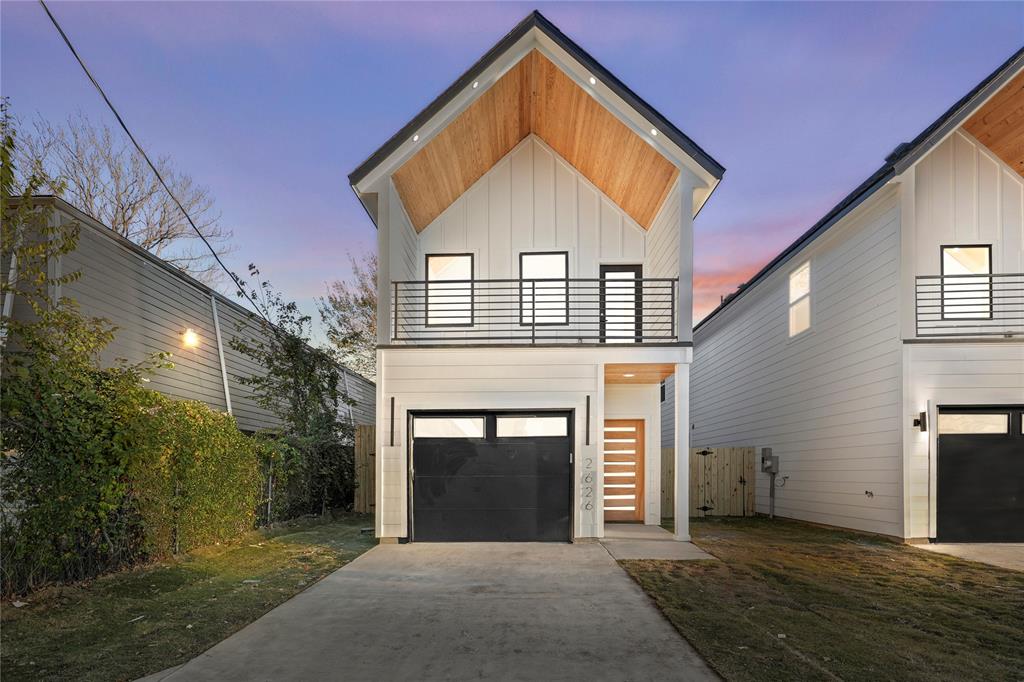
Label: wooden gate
xmin=354 ymin=425 xmax=375 ymax=514
xmin=689 ymin=447 xmax=755 ymax=517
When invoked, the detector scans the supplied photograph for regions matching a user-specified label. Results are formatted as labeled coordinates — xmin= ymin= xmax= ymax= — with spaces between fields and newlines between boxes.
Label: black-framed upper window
xmin=520 ymin=251 xmax=569 ymax=326
xmin=426 ymin=253 xmax=474 ymax=327
xmin=600 ymin=264 xmax=642 ymax=343
xmin=941 ymin=245 xmax=992 ymax=320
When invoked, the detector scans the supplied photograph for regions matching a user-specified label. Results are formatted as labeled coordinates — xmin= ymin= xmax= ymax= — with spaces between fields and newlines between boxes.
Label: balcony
xmin=915 ymin=272 xmax=1024 ymax=337
xmin=390 ymin=277 xmax=678 ymax=345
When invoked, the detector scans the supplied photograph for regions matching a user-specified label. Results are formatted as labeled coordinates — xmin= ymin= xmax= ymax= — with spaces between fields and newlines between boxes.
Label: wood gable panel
xmin=964 ymin=69 xmax=1024 ymax=177
xmin=530 ymin=52 xmax=679 ymax=230
xmin=393 ymin=50 xmax=679 ymax=232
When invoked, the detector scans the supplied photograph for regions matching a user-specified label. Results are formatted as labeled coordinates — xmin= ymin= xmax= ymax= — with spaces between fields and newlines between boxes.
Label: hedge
xmin=0 ymin=308 xmax=275 ymax=596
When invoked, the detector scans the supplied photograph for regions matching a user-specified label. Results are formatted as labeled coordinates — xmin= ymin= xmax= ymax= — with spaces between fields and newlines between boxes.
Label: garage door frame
xmin=407 ymin=409 xmax=576 ymax=542
xmin=936 ymin=404 xmax=1023 ymax=543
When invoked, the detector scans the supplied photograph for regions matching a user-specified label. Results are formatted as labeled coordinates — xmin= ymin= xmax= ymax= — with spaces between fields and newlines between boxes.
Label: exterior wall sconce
xmin=913 ymin=411 xmax=927 ymax=432
xmin=182 ymin=328 xmax=200 ymax=349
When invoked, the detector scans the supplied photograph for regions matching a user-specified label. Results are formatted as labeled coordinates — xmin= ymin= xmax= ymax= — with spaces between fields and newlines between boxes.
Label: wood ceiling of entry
xmin=604 ymin=363 xmax=676 ymax=384
xmin=392 ymin=50 xmax=680 ymax=232
xmin=964 ymin=69 xmax=1024 ymax=177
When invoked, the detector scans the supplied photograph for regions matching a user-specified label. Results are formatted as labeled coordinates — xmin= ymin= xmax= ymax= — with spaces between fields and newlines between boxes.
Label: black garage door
xmin=937 ymin=406 xmax=1024 ymax=542
xmin=411 ymin=412 xmax=572 ymax=542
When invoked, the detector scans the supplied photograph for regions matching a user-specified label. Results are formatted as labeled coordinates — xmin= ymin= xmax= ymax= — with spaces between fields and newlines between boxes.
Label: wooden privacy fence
xmin=354 ymin=425 xmax=375 ymax=514
xmin=689 ymin=446 xmax=755 ymax=517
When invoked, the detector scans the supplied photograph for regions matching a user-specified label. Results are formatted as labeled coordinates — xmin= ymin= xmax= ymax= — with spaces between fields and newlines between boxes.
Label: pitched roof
xmin=347 ymin=11 xmax=724 ymax=189
xmin=695 ymin=44 xmax=1024 ymax=333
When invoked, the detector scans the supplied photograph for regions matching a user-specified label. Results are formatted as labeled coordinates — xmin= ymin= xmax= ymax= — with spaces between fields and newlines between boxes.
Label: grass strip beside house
xmin=624 ymin=517 xmax=1024 ymax=682
xmin=2 ymin=514 xmax=375 ymax=682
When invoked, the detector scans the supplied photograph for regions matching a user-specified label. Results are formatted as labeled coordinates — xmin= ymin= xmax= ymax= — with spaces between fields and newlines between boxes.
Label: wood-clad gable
xmin=392 ymin=50 xmax=679 ymax=232
xmin=964 ymin=68 xmax=1024 ymax=177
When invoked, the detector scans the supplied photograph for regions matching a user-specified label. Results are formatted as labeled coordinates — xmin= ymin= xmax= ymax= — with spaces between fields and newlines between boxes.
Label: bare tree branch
xmin=15 ymin=112 xmax=234 ymax=285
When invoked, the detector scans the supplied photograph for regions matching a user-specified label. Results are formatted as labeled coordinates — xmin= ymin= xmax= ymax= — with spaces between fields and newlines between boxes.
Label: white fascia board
xmin=894 ymin=60 xmax=1024 ymax=176
xmin=353 ymin=33 xmax=536 ymax=195
xmin=354 ymin=26 xmax=718 ymax=203
xmin=533 ymin=32 xmax=718 ymax=195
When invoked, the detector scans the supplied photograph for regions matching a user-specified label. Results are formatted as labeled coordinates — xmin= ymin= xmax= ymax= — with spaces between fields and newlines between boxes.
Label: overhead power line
xmin=37 ymin=0 xmax=269 ymax=323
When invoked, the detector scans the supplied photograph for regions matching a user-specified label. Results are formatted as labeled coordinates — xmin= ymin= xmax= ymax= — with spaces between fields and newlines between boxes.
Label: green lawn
xmin=2 ymin=514 xmax=376 ymax=682
xmin=625 ymin=517 xmax=1024 ymax=682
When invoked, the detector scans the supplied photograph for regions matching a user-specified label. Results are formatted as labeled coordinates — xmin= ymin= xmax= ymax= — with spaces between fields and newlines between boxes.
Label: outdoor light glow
xmin=589 ymin=76 xmax=597 ymax=85
xmin=413 ymin=134 xmax=419 ymax=142
xmin=472 ymin=81 xmax=479 ymax=88
xmin=650 ymin=128 xmax=658 ymax=136
xmin=182 ymin=328 xmax=200 ymax=348
xmin=623 ymin=373 xmax=635 ymax=378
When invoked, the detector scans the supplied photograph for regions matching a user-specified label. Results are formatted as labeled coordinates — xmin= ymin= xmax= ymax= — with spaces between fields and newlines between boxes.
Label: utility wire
xmin=38 ymin=0 xmax=270 ymax=323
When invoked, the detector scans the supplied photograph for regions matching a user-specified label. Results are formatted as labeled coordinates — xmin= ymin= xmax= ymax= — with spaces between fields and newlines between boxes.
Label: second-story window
xmin=788 ymin=261 xmax=811 ymax=337
xmin=520 ymin=252 xmax=569 ymax=326
xmin=426 ymin=253 xmax=473 ymax=326
xmin=941 ymin=245 xmax=992 ymax=319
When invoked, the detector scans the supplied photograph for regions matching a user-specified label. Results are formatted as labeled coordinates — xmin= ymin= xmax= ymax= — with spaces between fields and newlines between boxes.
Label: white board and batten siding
xmin=382 ymin=135 xmax=683 ymax=343
xmin=376 ymin=345 xmax=687 ymax=539
xmin=900 ymin=129 xmax=1024 ymax=539
xmin=22 ymin=201 xmax=375 ymax=434
xmin=691 ymin=187 xmax=904 ymax=537
xmin=909 ymin=129 xmax=1024 ymax=284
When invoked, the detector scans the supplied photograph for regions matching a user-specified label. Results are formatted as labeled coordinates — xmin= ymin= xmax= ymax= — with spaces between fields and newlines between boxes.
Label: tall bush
xmin=231 ymin=266 xmax=356 ymax=519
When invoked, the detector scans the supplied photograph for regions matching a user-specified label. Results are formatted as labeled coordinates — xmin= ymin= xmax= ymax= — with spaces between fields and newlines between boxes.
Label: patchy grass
xmin=2 ymin=514 xmax=375 ymax=682
xmin=625 ymin=517 xmax=1024 ymax=682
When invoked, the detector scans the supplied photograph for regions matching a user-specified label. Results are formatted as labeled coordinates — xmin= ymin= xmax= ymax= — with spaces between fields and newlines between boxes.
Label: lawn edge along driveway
xmin=1 ymin=514 xmax=376 ymax=682
xmin=622 ymin=517 xmax=1024 ymax=682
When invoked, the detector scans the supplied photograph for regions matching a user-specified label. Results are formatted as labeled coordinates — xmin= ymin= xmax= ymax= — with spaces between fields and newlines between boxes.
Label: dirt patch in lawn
xmin=1 ymin=514 xmax=376 ymax=682
xmin=623 ymin=517 xmax=1024 ymax=682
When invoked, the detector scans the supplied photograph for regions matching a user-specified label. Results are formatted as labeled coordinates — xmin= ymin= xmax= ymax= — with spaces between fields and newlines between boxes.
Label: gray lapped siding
xmin=8 ymin=199 xmax=374 ymax=433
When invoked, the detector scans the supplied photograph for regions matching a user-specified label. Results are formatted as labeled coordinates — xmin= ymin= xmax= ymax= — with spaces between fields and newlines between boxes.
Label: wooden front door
xmin=603 ymin=419 xmax=645 ymax=522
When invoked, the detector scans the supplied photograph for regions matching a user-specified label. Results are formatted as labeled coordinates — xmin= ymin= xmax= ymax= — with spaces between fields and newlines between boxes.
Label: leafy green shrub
xmin=127 ymin=397 xmax=265 ymax=555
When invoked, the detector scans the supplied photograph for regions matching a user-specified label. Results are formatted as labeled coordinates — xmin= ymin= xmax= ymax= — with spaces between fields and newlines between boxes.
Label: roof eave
xmin=347 ymin=10 xmax=724 ymax=192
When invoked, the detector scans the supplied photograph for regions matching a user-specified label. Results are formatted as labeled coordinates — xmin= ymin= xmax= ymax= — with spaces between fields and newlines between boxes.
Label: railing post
xmin=531 ymin=280 xmax=536 ymax=344
xmin=392 ymin=281 xmax=399 ymax=341
xmin=671 ymin=279 xmax=677 ymax=341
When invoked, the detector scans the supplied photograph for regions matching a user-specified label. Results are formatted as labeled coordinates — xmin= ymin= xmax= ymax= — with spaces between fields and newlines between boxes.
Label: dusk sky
xmin=3 ymin=1 xmax=1022 ymax=325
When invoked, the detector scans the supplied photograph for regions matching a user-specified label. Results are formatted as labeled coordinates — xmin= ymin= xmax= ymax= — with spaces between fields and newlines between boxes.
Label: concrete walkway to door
xmin=153 ymin=542 xmax=716 ymax=681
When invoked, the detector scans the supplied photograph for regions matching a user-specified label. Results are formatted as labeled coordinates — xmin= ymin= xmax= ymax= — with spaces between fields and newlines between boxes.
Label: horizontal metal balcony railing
xmin=390 ymin=277 xmax=678 ymax=345
xmin=915 ymin=272 xmax=1024 ymax=337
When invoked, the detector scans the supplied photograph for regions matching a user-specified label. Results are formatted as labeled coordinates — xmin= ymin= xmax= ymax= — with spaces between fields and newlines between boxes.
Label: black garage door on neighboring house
xmin=937 ymin=406 xmax=1024 ymax=542
xmin=410 ymin=412 xmax=573 ymax=542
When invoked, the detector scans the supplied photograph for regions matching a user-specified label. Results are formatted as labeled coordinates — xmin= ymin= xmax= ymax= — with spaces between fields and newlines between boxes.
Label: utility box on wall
xmin=761 ymin=447 xmax=779 ymax=474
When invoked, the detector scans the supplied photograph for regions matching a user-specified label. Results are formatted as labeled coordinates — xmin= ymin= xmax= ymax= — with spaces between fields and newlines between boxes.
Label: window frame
xmin=424 ymin=252 xmax=475 ymax=328
xmin=787 ymin=260 xmax=812 ymax=338
xmin=940 ymin=244 xmax=992 ymax=321
xmin=600 ymin=263 xmax=643 ymax=343
xmin=518 ymin=251 xmax=570 ymax=327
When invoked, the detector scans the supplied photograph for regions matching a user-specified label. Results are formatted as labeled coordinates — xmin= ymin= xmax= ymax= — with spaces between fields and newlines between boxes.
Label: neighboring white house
xmin=683 ymin=48 xmax=1024 ymax=543
xmin=348 ymin=12 xmax=724 ymax=542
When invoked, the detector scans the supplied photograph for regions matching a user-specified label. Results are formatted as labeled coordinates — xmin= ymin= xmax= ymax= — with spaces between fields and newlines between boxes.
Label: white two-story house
xmin=348 ymin=12 xmax=723 ymax=543
xmin=686 ymin=47 xmax=1024 ymax=543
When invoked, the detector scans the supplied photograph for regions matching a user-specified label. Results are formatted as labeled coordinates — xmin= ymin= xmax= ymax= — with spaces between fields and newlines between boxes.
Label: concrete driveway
xmin=155 ymin=542 xmax=715 ymax=681
xmin=915 ymin=543 xmax=1024 ymax=571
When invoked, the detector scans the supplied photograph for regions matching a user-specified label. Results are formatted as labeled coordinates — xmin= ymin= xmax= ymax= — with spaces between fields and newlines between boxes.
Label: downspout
xmin=210 ymin=294 xmax=233 ymax=415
